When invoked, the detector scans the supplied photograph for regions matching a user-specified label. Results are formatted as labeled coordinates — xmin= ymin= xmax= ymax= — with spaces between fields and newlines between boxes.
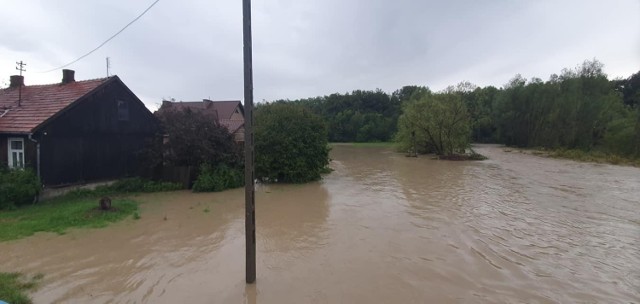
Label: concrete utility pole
xmin=243 ymin=0 xmax=256 ymax=284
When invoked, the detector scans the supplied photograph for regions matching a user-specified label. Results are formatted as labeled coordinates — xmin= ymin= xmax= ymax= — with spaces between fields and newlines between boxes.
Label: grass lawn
xmin=0 ymin=272 xmax=43 ymax=304
xmin=0 ymin=196 xmax=138 ymax=242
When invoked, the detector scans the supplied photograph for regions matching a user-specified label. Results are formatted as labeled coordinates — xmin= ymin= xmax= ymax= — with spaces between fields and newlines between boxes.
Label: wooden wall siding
xmin=36 ymin=81 xmax=159 ymax=186
xmin=234 ymin=127 xmax=245 ymax=142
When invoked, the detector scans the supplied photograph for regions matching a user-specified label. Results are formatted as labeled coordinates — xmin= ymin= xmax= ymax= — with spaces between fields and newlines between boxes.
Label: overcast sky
xmin=1 ymin=0 xmax=639 ymax=110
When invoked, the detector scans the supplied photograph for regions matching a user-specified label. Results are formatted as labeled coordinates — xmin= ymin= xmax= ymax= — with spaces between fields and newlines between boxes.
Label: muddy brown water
xmin=1 ymin=145 xmax=639 ymax=303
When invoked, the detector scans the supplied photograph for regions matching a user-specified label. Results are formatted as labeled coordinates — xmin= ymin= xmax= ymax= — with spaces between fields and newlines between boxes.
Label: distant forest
xmin=269 ymin=60 xmax=640 ymax=158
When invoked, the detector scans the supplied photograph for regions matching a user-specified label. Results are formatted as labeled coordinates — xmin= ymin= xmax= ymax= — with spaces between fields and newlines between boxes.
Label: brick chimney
xmin=203 ymin=99 xmax=213 ymax=108
xmin=62 ymin=69 xmax=75 ymax=84
xmin=9 ymin=75 xmax=24 ymax=88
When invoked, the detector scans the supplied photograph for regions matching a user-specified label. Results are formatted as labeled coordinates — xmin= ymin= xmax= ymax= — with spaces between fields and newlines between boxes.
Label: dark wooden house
xmin=0 ymin=69 xmax=159 ymax=186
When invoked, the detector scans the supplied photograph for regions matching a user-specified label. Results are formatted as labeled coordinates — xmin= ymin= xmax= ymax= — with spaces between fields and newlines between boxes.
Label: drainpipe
xmin=27 ymin=133 xmax=40 ymax=179
xmin=27 ymin=133 xmax=41 ymax=204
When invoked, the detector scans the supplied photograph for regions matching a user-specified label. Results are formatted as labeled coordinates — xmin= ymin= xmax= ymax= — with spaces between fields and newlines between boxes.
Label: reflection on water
xmin=1 ymin=144 xmax=639 ymax=303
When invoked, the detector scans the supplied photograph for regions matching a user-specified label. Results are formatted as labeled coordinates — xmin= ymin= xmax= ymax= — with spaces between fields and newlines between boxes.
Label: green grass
xmin=0 ymin=196 xmax=138 ymax=242
xmin=0 ymin=272 xmax=43 ymax=304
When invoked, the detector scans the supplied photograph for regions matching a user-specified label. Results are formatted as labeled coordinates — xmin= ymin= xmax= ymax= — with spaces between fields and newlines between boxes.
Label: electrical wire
xmin=38 ymin=0 xmax=160 ymax=73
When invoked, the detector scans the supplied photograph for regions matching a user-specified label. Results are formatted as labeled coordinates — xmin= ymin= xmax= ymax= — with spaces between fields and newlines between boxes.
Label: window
xmin=117 ymin=100 xmax=129 ymax=121
xmin=8 ymin=138 xmax=24 ymax=169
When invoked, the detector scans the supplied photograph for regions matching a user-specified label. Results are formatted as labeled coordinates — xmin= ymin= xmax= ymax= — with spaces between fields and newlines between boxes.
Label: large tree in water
xmin=396 ymin=90 xmax=471 ymax=156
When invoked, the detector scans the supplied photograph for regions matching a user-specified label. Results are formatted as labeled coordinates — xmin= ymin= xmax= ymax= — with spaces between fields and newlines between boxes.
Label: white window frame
xmin=7 ymin=137 xmax=25 ymax=169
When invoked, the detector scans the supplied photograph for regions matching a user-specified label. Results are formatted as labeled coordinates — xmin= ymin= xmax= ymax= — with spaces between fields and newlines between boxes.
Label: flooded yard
xmin=1 ymin=145 xmax=639 ymax=303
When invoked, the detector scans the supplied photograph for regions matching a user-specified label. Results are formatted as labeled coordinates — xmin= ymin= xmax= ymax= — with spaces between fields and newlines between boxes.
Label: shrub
xmin=0 ymin=167 xmax=41 ymax=210
xmin=192 ymin=163 xmax=244 ymax=192
xmin=106 ymin=177 xmax=182 ymax=193
xmin=65 ymin=178 xmax=182 ymax=199
xmin=255 ymin=102 xmax=330 ymax=183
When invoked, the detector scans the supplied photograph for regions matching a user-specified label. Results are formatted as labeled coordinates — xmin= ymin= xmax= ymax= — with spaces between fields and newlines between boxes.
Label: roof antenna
xmin=16 ymin=61 xmax=26 ymax=106
xmin=106 ymin=57 xmax=111 ymax=77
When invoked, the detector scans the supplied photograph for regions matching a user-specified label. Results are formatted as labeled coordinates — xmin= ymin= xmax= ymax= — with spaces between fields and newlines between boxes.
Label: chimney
xmin=9 ymin=75 xmax=24 ymax=88
xmin=203 ymin=99 xmax=213 ymax=108
xmin=162 ymin=99 xmax=173 ymax=108
xmin=62 ymin=69 xmax=75 ymax=84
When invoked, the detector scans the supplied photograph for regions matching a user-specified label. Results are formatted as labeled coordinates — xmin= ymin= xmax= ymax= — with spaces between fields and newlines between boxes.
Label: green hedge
xmin=0 ymin=168 xmax=41 ymax=210
xmin=192 ymin=163 xmax=243 ymax=192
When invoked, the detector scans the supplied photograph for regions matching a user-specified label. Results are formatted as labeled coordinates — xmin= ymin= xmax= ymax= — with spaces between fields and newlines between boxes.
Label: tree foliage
xmin=149 ymin=108 xmax=241 ymax=168
xmin=255 ymin=102 xmax=330 ymax=183
xmin=272 ymin=89 xmax=408 ymax=142
xmin=396 ymin=90 xmax=471 ymax=155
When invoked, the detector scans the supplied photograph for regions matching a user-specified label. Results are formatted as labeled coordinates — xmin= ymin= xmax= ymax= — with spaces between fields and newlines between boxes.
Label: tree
xmin=148 ymin=108 xmax=240 ymax=169
xmin=396 ymin=92 xmax=471 ymax=156
xmin=255 ymin=102 xmax=330 ymax=183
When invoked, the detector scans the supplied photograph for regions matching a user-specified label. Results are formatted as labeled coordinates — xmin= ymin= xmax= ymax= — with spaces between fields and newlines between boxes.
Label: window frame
xmin=7 ymin=137 xmax=25 ymax=169
xmin=117 ymin=100 xmax=130 ymax=121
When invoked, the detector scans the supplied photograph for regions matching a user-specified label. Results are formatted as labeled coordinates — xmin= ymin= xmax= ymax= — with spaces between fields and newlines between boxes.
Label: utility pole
xmin=243 ymin=0 xmax=256 ymax=284
xmin=16 ymin=61 xmax=26 ymax=106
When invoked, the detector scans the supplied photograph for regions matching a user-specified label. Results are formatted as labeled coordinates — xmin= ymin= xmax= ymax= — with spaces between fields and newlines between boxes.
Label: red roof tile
xmin=0 ymin=78 xmax=110 ymax=134
xmin=207 ymin=100 xmax=242 ymax=120
xmin=159 ymin=101 xmax=220 ymax=120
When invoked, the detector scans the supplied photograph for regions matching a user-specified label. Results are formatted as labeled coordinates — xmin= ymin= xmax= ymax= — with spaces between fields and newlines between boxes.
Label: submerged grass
xmin=518 ymin=147 xmax=640 ymax=167
xmin=0 ymin=196 xmax=138 ymax=242
xmin=550 ymin=149 xmax=640 ymax=167
xmin=0 ymin=272 xmax=43 ymax=304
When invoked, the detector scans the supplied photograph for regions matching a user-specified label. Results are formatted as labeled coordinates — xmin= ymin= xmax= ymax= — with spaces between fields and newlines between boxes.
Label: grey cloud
xmin=0 ymin=0 xmax=638 ymax=109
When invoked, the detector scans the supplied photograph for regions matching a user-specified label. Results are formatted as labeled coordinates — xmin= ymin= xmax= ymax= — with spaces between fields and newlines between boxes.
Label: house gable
xmin=158 ymin=99 xmax=245 ymax=139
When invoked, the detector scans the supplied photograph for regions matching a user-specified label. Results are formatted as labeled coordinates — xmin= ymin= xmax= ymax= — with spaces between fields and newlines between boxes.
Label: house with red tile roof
xmin=157 ymin=99 xmax=245 ymax=142
xmin=0 ymin=69 xmax=159 ymax=186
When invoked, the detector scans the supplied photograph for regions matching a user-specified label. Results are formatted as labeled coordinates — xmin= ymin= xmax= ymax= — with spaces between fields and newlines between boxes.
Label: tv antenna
xmin=16 ymin=61 xmax=26 ymax=106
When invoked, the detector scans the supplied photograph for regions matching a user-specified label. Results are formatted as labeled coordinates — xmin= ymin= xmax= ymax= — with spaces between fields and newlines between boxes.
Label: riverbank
xmin=506 ymin=147 xmax=640 ymax=167
xmin=0 ymin=178 xmax=182 ymax=242
xmin=0 ymin=195 xmax=139 ymax=242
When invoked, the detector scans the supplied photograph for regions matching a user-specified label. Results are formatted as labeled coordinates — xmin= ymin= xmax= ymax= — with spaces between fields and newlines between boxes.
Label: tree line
xmin=274 ymin=59 xmax=640 ymax=159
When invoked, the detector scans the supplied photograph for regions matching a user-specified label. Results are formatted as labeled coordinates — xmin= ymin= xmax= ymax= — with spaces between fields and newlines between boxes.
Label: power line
xmin=39 ymin=0 xmax=160 ymax=73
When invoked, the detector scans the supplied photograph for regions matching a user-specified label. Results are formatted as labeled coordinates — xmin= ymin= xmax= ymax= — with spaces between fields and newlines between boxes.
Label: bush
xmin=192 ymin=163 xmax=243 ymax=192
xmin=0 ymin=168 xmax=41 ymax=210
xmin=255 ymin=102 xmax=330 ymax=183
xmin=105 ymin=177 xmax=182 ymax=193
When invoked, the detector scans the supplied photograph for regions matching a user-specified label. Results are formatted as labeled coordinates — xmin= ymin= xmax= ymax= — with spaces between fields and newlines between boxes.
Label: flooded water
xmin=1 ymin=145 xmax=639 ymax=303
